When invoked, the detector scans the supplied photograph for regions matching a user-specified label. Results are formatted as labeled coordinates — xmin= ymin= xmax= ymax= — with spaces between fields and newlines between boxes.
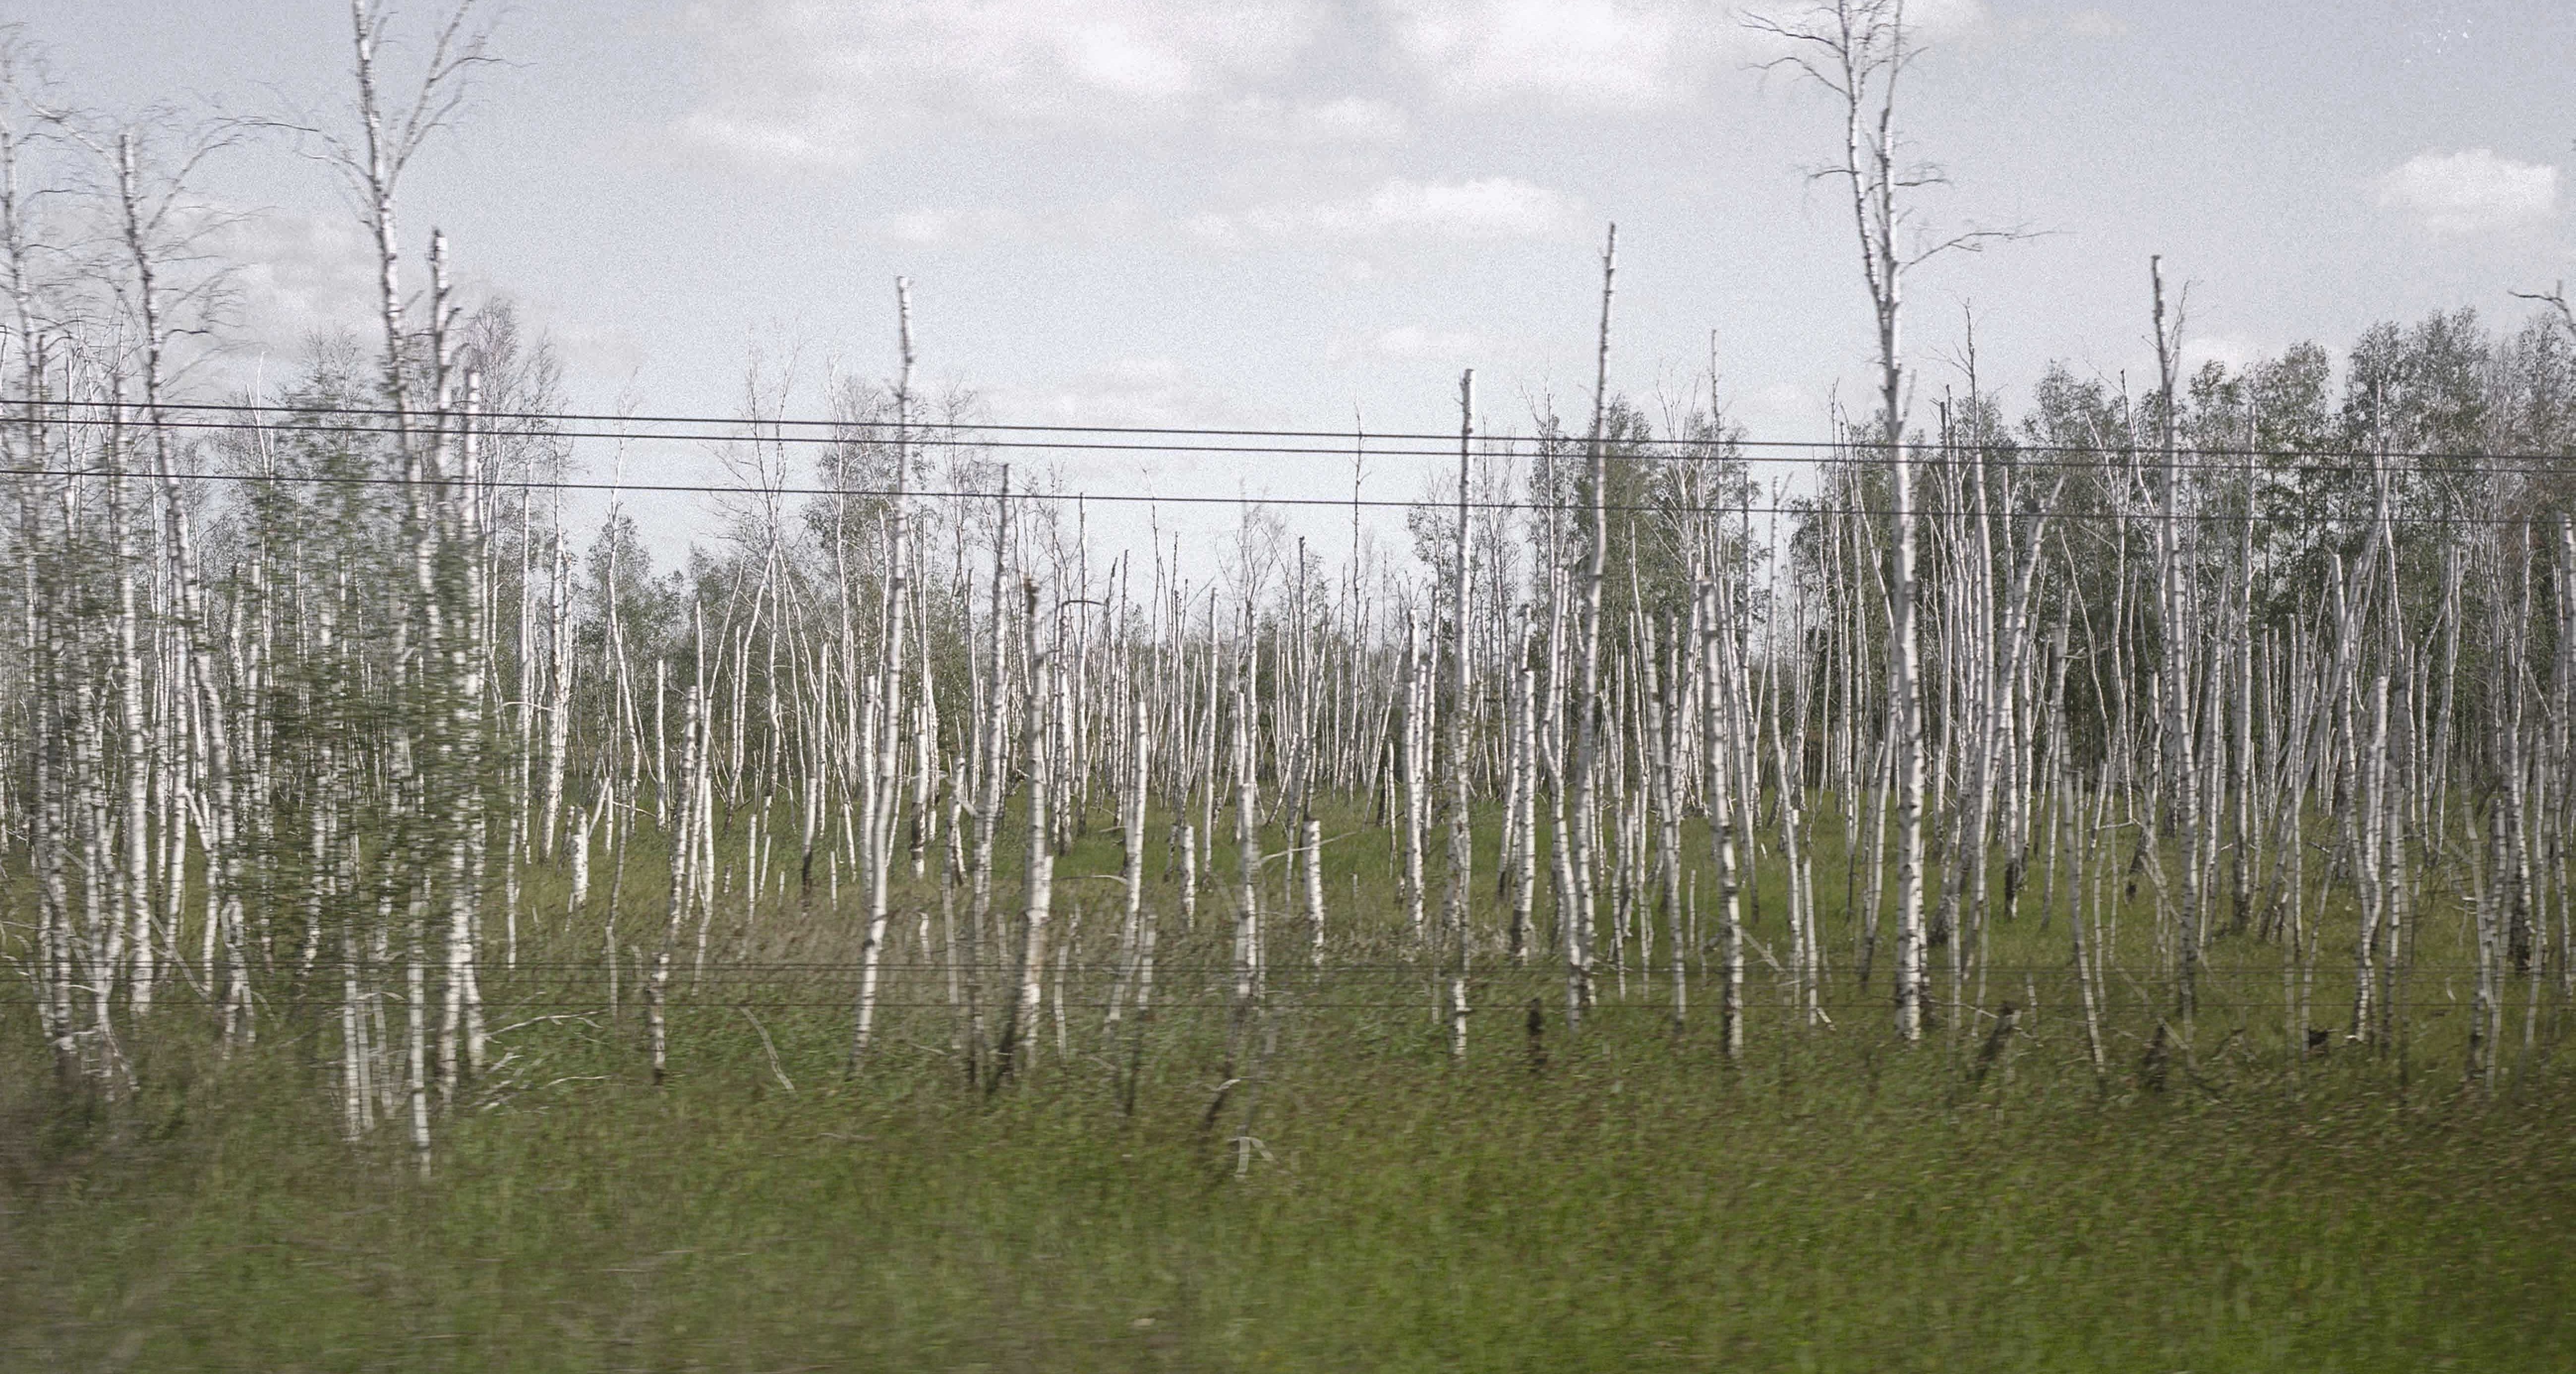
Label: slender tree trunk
xmin=1444 ymin=369 xmax=1475 ymax=1060
xmin=1569 ymin=223 xmax=1616 ymax=1027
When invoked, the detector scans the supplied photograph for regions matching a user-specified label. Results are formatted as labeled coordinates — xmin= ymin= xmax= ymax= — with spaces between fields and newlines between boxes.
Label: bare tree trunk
xmin=1699 ymin=578 xmax=1747 ymax=1061
xmin=1511 ymin=633 xmax=1538 ymax=963
xmin=2150 ymin=257 xmax=2202 ymax=1031
xmin=1444 ymin=369 xmax=1475 ymax=1060
xmin=1647 ymin=613 xmax=1687 ymax=1036
xmin=1568 ymin=223 xmax=1616 ymax=1028
xmin=1109 ymin=697 xmax=1151 ymax=1029
xmin=849 ymin=279 xmax=917 ymax=1067
xmin=105 ymin=382 xmax=153 ymax=1028
xmin=1232 ymin=639 xmax=1263 ymax=1020
xmin=1302 ymin=817 xmax=1325 ymax=966
xmin=960 ymin=478 xmax=1011 ymax=1085
xmin=539 ymin=485 xmax=573 ymax=860
xmin=652 ymin=618 xmax=706 ymax=1087
xmin=998 ymin=578 xmax=1054 ymax=1083
xmin=1399 ymin=614 xmax=1427 ymax=941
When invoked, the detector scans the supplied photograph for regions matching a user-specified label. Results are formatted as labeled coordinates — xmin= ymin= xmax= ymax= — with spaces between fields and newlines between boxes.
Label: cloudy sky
xmin=17 ymin=0 xmax=2572 ymax=558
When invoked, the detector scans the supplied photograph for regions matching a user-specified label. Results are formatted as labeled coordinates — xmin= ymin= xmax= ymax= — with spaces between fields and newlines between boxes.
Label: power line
xmin=4 ymin=462 xmax=2565 ymax=529
xmin=11 ymin=396 xmax=2576 ymax=474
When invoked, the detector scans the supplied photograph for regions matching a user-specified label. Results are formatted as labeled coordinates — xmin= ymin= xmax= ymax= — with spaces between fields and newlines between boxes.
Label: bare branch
xmin=1904 ymin=223 xmax=2047 ymax=271
xmin=2510 ymin=281 xmax=2575 ymax=337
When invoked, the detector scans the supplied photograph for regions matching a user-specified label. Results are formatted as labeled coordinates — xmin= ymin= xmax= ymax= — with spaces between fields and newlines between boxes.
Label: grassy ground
xmin=4 ymin=807 xmax=2573 ymax=1370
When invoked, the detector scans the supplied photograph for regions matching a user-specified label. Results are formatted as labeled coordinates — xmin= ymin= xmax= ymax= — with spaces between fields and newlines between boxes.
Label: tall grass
xmin=4 ymin=807 xmax=2570 ymax=1371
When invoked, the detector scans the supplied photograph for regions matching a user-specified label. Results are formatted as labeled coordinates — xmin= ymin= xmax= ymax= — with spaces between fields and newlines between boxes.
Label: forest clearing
xmin=6 ymin=1 xmax=2576 ymax=1369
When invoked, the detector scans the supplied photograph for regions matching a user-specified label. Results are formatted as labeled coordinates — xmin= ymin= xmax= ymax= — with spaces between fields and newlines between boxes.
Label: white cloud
xmin=1903 ymin=0 xmax=1995 ymax=35
xmin=1063 ymin=19 xmax=1201 ymax=96
xmin=676 ymin=0 xmax=1324 ymax=167
xmin=209 ymin=207 xmax=379 ymax=354
xmin=1382 ymin=0 xmax=1715 ymax=109
xmin=674 ymin=112 xmax=850 ymax=168
xmin=1328 ymin=324 xmax=1483 ymax=360
xmin=2056 ymin=8 xmax=2127 ymax=38
xmin=869 ymin=206 xmax=1032 ymax=244
xmin=1374 ymin=324 xmax=1482 ymax=357
xmin=1219 ymin=94 xmax=1410 ymax=145
xmin=1988 ymin=5 xmax=2125 ymax=42
xmin=1014 ymin=357 xmax=1274 ymax=435
xmin=1733 ymin=379 xmax=1821 ymax=438
xmin=2374 ymin=148 xmax=2558 ymax=235
xmin=858 ymin=196 xmax=1150 ymax=245
xmin=1196 ymin=177 xmax=1584 ymax=241
xmin=1293 ymin=96 xmax=1409 ymax=142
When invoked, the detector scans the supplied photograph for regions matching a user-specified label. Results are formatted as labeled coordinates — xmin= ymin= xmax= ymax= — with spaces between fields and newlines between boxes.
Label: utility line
xmin=10 ymin=396 xmax=2576 ymax=472
xmin=0 ymin=462 xmax=2561 ymax=527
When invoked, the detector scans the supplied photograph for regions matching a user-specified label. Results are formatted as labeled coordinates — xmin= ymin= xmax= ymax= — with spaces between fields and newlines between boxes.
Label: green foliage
xmin=1505 ymin=396 xmax=1759 ymax=629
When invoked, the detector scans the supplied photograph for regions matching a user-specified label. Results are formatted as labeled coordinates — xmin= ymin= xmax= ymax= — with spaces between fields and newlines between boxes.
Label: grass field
xmin=5 ymin=811 xmax=2573 ymax=1371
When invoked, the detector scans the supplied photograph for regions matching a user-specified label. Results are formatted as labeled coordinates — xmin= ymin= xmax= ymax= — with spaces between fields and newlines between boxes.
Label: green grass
xmin=4 ymin=804 xmax=2573 ymax=1371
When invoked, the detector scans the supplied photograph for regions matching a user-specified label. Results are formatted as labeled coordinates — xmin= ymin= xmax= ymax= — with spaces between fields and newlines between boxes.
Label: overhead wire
xmin=7 ymin=395 xmax=2576 ymax=477
xmin=0 ymin=461 xmax=2560 ymax=529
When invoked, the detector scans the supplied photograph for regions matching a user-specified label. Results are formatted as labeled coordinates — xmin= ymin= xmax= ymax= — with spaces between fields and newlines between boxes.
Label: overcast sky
xmin=17 ymin=0 xmax=2572 ymax=564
